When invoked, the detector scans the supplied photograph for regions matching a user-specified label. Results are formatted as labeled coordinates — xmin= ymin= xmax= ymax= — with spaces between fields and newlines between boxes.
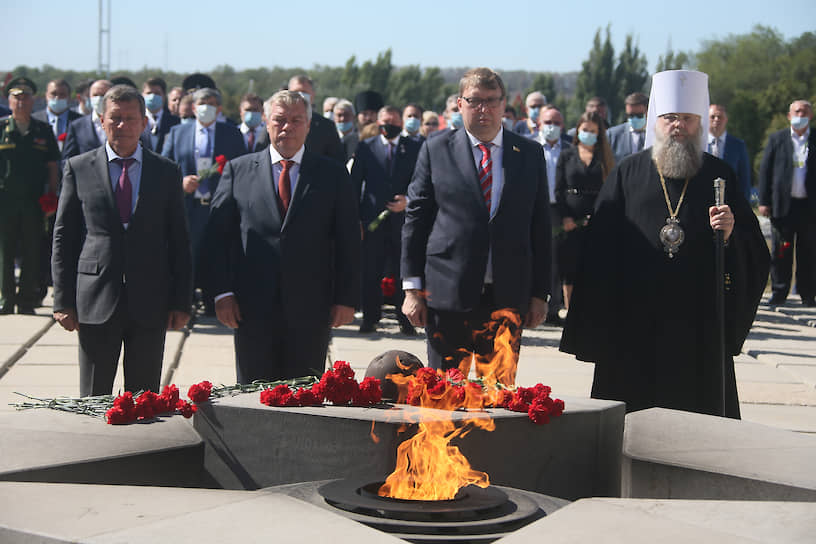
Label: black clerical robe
xmin=560 ymin=150 xmax=769 ymax=418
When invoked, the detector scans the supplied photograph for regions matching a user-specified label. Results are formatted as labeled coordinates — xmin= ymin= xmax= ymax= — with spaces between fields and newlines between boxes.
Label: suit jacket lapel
xmin=451 ymin=129 xmax=485 ymax=210
xmin=283 ymin=152 xmax=312 ymax=230
xmin=131 ymin=151 xmax=154 ymax=225
xmin=91 ymin=146 xmax=122 ymax=230
xmin=258 ymin=151 xmax=284 ymax=228
xmin=496 ymin=132 xmax=522 ymax=220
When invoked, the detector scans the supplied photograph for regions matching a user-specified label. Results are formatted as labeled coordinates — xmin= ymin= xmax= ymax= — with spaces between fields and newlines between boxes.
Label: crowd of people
xmin=0 ymin=66 xmax=812 ymax=419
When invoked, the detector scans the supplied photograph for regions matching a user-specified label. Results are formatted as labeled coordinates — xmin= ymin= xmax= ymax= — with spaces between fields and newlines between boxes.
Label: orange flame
xmin=378 ymin=309 xmax=522 ymax=501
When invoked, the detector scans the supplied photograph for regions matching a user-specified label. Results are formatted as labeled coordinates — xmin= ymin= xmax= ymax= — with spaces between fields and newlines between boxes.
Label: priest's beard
xmin=652 ymin=125 xmax=703 ymax=179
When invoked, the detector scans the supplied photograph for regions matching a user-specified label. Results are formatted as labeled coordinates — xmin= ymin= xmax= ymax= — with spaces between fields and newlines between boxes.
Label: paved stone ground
xmin=2 ymin=289 xmax=814 ymax=433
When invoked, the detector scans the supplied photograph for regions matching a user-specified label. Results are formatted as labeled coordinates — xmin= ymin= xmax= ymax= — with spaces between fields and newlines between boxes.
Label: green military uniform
xmin=0 ymin=94 xmax=60 ymax=312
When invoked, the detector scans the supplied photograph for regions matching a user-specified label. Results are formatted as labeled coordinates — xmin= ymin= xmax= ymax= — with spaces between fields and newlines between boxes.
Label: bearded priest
xmin=560 ymin=70 xmax=769 ymax=418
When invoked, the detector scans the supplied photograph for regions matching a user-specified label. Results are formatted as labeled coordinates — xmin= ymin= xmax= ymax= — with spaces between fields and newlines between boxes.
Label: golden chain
xmin=656 ymin=166 xmax=690 ymax=219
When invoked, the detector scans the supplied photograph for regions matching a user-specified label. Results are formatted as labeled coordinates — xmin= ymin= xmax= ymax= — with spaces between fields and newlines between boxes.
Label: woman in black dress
xmin=555 ymin=111 xmax=614 ymax=315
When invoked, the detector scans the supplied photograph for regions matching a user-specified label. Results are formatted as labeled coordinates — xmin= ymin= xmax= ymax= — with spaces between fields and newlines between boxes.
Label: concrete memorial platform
xmin=499 ymin=498 xmax=816 ymax=543
xmin=622 ymin=408 xmax=816 ymax=500
xmin=0 ymin=481 xmax=404 ymax=543
xmin=0 ymin=409 xmax=205 ymax=487
xmin=193 ymin=393 xmax=625 ymax=500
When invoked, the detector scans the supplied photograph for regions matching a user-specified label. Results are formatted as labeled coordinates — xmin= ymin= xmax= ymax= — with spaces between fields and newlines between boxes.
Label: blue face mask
xmin=336 ymin=120 xmax=353 ymax=133
xmin=628 ymin=115 xmax=646 ymax=131
xmin=404 ymin=117 xmax=420 ymax=134
xmin=791 ymin=116 xmax=810 ymax=131
xmin=578 ymin=130 xmax=598 ymax=146
xmin=143 ymin=93 xmax=163 ymax=112
xmin=541 ymin=124 xmax=561 ymax=142
xmin=528 ymin=106 xmax=541 ymax=123
xmin=449 ymin=112 xmax=464 ymax=129
xmin=48 ymin=98 xmax=68 ymax=114
xmin=243 ymin=111 xmax=262 ymax=128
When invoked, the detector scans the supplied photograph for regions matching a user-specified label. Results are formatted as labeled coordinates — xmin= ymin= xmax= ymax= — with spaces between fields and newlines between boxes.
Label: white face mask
xmin=196 ymin=104 xmax=218 ymax=125
xmin=90 ymin=95 xmax=105 ymax=115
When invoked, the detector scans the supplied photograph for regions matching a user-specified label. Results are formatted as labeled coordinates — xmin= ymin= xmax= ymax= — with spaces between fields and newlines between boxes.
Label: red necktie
xmin=278 ymin=160 xmax=294 ymax=215
xmin=477 ymin=143 xmax=492 ymax=211
xmin=247 ymin=130 xmax=255 ymax=152
xmin=115 ymin=158 xmax=135 ymax=224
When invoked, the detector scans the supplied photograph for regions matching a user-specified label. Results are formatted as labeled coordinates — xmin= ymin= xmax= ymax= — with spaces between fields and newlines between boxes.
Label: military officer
xmin=0 ymin=77 xmax=59 ymax=314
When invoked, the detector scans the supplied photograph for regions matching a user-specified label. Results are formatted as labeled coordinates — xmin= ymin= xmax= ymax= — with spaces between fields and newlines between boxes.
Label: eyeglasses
xmin=660 ymin=114 xmax=698 ymax=125
xmin=461 ymin=96 xmax=504 ymax=109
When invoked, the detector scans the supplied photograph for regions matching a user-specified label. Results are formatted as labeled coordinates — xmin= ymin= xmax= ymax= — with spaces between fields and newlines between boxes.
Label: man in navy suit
xmin=162 ymin=87 xmax=245 ymax=313
xmin=351 ymin=105 xmax=421 ymax=335
xmin=52 ymin=85 xmax=192 ymax=396
xmin=708 ymin=104 xmax=752 ymax=202
xmin=607 ymin=92 xmax=648 ymax=166
xmin=32 ymin=79 xmax=82 ymax=155
xmin=759 ymin=99 xmax=816 ymax=307
xmin=513 ymin=91 xmax=547 ymax=137
xmin=207 ymin=91 xmax=360 ymax=382
xmin=142 ymin=77 xmax=180 ymax=153
xmin=402 ymin=68 xmax=551 ymax=373
xmin=63 ymin=80 xmax=112 ymax=159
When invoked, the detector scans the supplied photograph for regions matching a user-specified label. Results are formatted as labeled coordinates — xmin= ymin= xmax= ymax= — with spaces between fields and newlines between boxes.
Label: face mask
xmin=528 ymin=106 xmax=541 ymax=123
xmin=243 ymin=111 xmax=262 ymax=128
xmin=296 ymin=91 xmax=311 ymax=108
xmin=324 ymin=111 xmax=334 ymax=120
xmin=380 ymin=123 xmax=402 ymax=140
xmin=181 ymin=117 xmax=195 ymax=125
xmin=84 ymin=97 xmax=92 ymax=111
xmin=791 ymin=116 xmax=809 ymax=131
xmin=196 ymin=104 xmax=218 ymax=125
xmin=404 ymin=117 xmax=420 ymax=134
xmin=502 ymin=118 xmax=515 ymax=131
xmin=336 ymin=121 xmax=353 ymax=133
xmin=628 ymin=115 xmax=646 ymax=131
xmin=578 ymin=130 xmax=598 ymax=146
xmin=449 ymin=112 xmax=464 ymax=129
xmin=541 ymin=124 xmax=561 ymax=142
xmin=48 ymin=98 xmax=68 ymax=114
xmin=144 ymin=93 xmax=163 ymax=112
xmin=90 ymin=95 xmax=104 ymax=115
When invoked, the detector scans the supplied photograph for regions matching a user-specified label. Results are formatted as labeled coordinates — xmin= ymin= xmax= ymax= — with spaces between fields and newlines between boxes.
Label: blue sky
xmin=2 ymin=0 xmax=813 ymax=74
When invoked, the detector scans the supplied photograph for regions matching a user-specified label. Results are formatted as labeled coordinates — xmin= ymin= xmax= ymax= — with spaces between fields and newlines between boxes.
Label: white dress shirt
xmin=791 ymin=127 xmax=810 ymax=199
xmin=541 ymin=138 xmax=562 ymax=203
xmin=92 ymin=111 xmax=106 ymax=146
xmin=708 ymin=131 xmax=727 ymax=159
xmin=105 ymin=142 xmax=143 ymax=228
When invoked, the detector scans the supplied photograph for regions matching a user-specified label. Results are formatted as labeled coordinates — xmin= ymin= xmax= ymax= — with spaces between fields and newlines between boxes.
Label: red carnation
xmin=380 ymin=276 xmax=396 ymax=298
xmin=176 ymin=400 xmax=198 ymax=418
xmin=135 ymin=391 xmax=159 ymax=420
xmin=294 ymin=387 xmax=322 ymax=406
xmin=188 ymin=381 xmax=213 ymax=403
xmin=493 ymin=389 xmax=514 ymax=408
xmin=215 ymin=154 xmax=227 ymax=175
xmin=332 ymin=360 xmax=355 ymax=380
xmin=415 ymin=367 xmax=440 ymax=387
xmin=507 ymin=396 xmax=530 ymax=413
xmin=352 ymin=376 xmax=382 ymax=406
xmin=260 ymin=384 xmax=298 ymax=407
xmin=57 ymin=132 xmax=66 ymax=142
xmin=38 ymin=193 xmax=58 ymax=215
xmin=157 ymin=384 xmax=180 ymax=413
xmin=528 ymin=401 xmax=551 ymax=425
xmin=108 ymin=391 xmax=136 ymax=423
xmin=445 ymin=368 xmax=465 ymax=384
xmin=105 ymin=406 xmax=132 ymax=424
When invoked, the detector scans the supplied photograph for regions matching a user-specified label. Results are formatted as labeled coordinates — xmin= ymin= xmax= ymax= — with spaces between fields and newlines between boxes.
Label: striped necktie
xmin=478 ymin=143 xmax=492 ymax=211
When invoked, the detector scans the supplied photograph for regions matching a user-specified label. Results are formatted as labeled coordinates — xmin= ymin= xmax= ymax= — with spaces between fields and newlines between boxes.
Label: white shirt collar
xmin=196 ymin=119 xmax=215 ymax=133
xmin=379 ymin=134 xmax=400 ymax=146
xmin=465 ymin=127 xmax=503 ymax=149
xmin=269 ymin=144 xmax=305 ymax=165
xmin=105 ymin=141 xmax=143 ymax=163
xmin=709 ymin=131 xmax=727 ymax=143
xmin=792 ymin=127 xmax=810 ymax=142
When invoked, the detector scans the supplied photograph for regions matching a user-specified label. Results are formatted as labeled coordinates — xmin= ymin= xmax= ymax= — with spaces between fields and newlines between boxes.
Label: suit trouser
xmin=360 ymin=213 xmax=409 ymax=327
xmin=548 ymin=204 xmax=564 ymax=314
xmin=0 ymin=201 xmax=42 ymax=308
xmin=187 ymin=197 xmax=214 ymax=310
xmin=234 ymin=311 xmax=331 ymax=384
xmin=425 ymin=285 xmax=522 ymax=381
xmin=78 ymin=294 xmax=166 ymax=397
xmin=770 ymin=198 xmax=816 ymax=301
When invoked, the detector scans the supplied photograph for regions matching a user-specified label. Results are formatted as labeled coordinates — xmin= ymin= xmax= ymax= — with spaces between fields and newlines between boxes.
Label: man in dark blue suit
xmin=759 ymin=99 xmax=816 ymax=306
xmin=63 ymin=80 xmax=112 ymax=159
xmin=162 ymin=87 xmax=245 ymax=313
xmin=606 ymin=92 xmax=648 ymax=166
xmin=402 ymin=68 xmax=551 ymax=374
xmin=351 ymin=105 xmax=421 ymax=335
xmin=207 ymin=91 xmax=360 ymax=382
xmin=32 ymin=79 xmax=83 ymax=156
xmin=708 ymin=104 xmax=752 ymax=202
xmin=142 ymin=77 xmax=180 ymax=153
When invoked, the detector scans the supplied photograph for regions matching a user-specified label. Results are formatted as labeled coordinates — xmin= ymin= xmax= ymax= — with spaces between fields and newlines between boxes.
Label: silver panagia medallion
xmin=659 ymin=216 xmax=685 ymax=258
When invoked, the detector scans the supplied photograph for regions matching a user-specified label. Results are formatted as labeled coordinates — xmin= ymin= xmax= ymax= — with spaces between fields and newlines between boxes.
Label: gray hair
xmin=102 ymin=84 xmax=145 ymax=116
xmin=264 ymin=90 xmax=312 ymax=120
xmin=333 ymin=98 xmax=354 ymax=115
xmin=192 ymin=87 xmax=222 ymax=106
xmin=526 ymin=91 xmax=547 ymax=104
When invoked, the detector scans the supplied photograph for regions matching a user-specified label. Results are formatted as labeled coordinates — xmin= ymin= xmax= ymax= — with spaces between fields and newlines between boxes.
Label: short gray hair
xmin=264 ymin=90 xmax=312 ymax=120
xmin=192 ymin=87 xmax=222 ymax=105
xmin=526 ymin=91 xmax=547 ymax=104
xmin=333 ymin=98 xmax=354 ymax=115
xmin=102 ymin=84 xmax=145 ymax=116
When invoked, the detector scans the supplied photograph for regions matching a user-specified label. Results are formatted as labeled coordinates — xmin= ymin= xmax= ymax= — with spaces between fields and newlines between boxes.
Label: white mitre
xmin=644 ymin=70 xmax=710 ymax=150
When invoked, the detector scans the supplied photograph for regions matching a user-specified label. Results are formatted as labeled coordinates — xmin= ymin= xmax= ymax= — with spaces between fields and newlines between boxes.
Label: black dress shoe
xmin=399 ymin=324 xmax=418 ymax=336
xmin=768 ymin=295 xmax=786 ymax=306
xmin=359 ymin=322 xmax=377 ymax=333
xmin=0 ymin=304 xmax=14 ymax=315
xmin=16 ymin=306 xmax=35 ymax=315
xmin=803 ymin=298 xmax=816 ymax=308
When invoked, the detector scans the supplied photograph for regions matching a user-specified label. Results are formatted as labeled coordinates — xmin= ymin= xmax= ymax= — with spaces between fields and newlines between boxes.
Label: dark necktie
xmin=247 ymin=130 xmax=255 ymax=152
xmin=278 ymin=160 xmax=294 ymax=215
xmin=478 ymin=143 xmax=492 ymax=211
xmin=386 ymin=142 xmax=394 ymax=176
xmin=115 ymin=158 xmax=135 ymax=224
xmin=635 ymin=131 xmax=643 ymax=152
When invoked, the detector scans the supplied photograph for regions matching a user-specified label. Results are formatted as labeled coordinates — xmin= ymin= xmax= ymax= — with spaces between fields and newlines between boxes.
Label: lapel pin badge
xmin=513 ymin=145 xmax=520 ymax=152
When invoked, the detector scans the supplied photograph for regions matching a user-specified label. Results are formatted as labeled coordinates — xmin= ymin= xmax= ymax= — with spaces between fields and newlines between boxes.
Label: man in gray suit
xmin=52 ymin=85 xmax=193 ymax=396
xmin=606 ymin=92 xmax=648 ymax=165
xmin=402 ymin=68 xmax=551 ymax=374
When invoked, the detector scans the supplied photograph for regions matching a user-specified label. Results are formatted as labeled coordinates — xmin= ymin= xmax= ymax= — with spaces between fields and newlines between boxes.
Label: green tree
xmin=613 ymin=34 xmax=649 ymax=123
xmin=655 ymin=40 xmax=690 ymax=72
xmin=571 ymin=25 xmax=616 ymax=124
